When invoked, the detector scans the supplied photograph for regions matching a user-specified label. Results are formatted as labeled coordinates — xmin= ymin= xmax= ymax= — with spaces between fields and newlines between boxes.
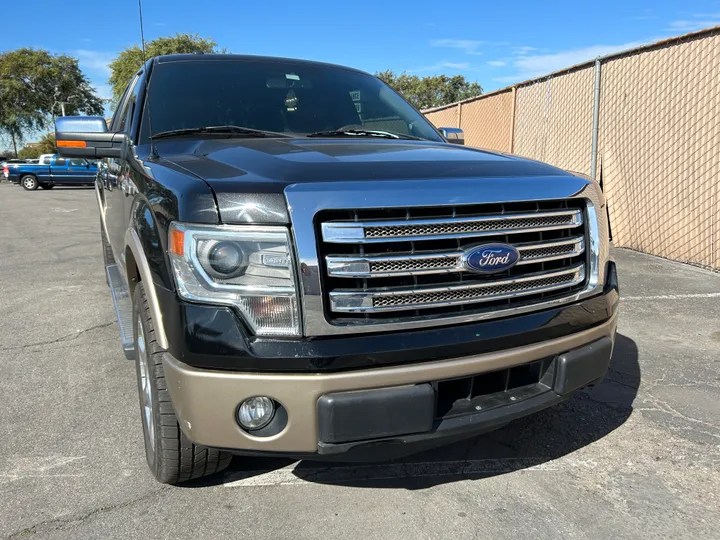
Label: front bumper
xmin=163 ymin=313 xmax=617 ymax=455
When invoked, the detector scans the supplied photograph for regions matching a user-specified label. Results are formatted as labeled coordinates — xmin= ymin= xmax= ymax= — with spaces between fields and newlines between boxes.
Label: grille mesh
xmin=364 ymin=215 xmax=575 ymax=238
xmin=370 ymin=256 xmax=460 ymax=273
xmin=372 ymin=273 xmax=576 ymax=308
xmin=520 ymin=243 xmax=577 ymax=260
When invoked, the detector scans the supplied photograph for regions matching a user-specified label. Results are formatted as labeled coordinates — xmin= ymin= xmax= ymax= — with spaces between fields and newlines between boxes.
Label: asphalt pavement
xmin=1 ymin=184 xmax=719 ymax=539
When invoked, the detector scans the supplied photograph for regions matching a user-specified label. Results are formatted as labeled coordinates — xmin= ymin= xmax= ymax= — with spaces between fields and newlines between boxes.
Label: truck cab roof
xmin=151 ymin=53 xmax=369 ymax=75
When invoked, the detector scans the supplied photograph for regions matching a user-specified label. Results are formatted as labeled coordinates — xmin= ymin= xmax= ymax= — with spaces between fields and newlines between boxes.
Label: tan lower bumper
xmin=163 ymin=315 xmax=617 ymax=453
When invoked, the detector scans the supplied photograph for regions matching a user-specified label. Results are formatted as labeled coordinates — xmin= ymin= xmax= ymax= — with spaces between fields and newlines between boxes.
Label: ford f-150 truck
xmin=8 ymin=154 xmax=97 ymax=190
xmin=55 ymin=54 xmax=618 ymax=485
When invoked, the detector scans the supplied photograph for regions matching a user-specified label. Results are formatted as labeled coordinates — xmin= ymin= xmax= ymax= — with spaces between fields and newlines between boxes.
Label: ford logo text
xmin=462 ymin=243 xmax=520 ymax=274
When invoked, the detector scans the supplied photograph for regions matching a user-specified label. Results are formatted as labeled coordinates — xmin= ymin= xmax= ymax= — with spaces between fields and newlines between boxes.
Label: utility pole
xmin=53 ymin=94 xmax=78 ymax=118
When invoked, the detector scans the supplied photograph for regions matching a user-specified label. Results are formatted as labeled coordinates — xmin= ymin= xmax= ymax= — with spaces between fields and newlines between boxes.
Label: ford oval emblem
xmin=462 ymin=243 xmax=520 ymax=274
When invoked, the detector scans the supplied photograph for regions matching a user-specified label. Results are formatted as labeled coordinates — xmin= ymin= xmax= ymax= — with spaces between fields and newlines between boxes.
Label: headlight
xmin=168 ymin=222 xmax=300 ymax=336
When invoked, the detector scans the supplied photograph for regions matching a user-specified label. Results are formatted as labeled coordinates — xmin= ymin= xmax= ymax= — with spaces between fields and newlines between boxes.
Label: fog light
xmin=237 ymin=397 xmax=275 ymax=430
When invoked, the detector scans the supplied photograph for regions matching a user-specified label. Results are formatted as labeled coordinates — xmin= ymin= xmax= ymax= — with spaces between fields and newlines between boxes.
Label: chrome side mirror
xmin=439 ymin=127 xmax=465 ymax=145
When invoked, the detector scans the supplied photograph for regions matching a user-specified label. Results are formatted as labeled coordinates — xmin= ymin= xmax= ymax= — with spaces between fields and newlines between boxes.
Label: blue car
xmin=8 ymin=154 xmax=97 ymax=190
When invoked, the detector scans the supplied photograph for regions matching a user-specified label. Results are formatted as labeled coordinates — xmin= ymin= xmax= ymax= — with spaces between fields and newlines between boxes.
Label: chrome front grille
xmin=317 ymin=200 xmax=588 ymax=323
xmin=362 ymin=211 xmax=580 ymax=239
xmin=355 ymin=266 xmax=584 ymax=311
xmin=322 ymin=210 xmax=583 ymax=243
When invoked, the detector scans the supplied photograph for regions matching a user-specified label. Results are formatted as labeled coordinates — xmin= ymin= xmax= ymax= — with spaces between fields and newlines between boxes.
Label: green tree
xmin=108 ymin=33 xmax=220 ymax=104
xmin=375 ymin=71 xmax=482 ymax=110
xmin=17 ymin=133 xmax=56 ymax=159
xmin=0 ymin=48 xmax=103 ymax=156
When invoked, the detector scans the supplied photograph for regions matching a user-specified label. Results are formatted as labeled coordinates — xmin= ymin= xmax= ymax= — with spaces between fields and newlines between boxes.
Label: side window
xmin=68 ymin=158 xmax=86 ymax=167
xmin=54 ymin=157 xmax=67 ymax=166
xmin=121 ymin=95 xmax=136 ymax=135
xmin=112 ymin=74 xmax=140 ymax=133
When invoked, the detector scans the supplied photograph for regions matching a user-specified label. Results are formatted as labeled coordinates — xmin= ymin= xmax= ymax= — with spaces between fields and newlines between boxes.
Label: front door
xmin=66 ymin=158 xmax=96 ymax=183
xmin=48 ymin=157 xmax=69 ymax=183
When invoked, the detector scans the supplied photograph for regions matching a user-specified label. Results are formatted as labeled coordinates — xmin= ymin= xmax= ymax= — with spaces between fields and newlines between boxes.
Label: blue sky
xmin=3 ymin=0 xmax=720 ymax=105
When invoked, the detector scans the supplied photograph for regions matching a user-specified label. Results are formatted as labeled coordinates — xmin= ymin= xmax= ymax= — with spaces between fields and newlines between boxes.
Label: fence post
xmin=457 ymin=102 xmax=463 ymax=129
xmin=509 ymin=86 xmax=517 ymax=153
xmin=590 ymin=58 xmax=602 ymax=179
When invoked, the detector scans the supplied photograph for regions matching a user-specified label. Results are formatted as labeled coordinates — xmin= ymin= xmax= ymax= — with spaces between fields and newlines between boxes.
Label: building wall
xmin=424 ymin=28 xmax=720 ymax=269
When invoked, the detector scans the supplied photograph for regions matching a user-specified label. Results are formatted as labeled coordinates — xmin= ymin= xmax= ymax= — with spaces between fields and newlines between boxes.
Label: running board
xmin=106 ymin=264 xmax=135 ymax=360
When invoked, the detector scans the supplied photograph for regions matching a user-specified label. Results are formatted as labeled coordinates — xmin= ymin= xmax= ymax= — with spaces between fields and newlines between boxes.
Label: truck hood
xmin=157 ymin=138 xmax=571 ymax=192
xmin=153 ymin=137 xmax=574 ymax=224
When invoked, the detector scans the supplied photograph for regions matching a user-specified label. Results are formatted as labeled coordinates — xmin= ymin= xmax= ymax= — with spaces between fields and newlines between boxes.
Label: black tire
xmin=132 ymin=282 xmax=232 ymax=484
xmin=40 ymin=184 xmax=54 ymax=189
xmin=21 ymin=175 xmax=38 ymax=191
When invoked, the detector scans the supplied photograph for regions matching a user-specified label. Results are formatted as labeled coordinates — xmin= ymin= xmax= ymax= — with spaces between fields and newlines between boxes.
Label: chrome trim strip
xmin=322 ymin=209 xmax=583 ymax=244
xmin=517 ymin=237 xmax=585 ymax=266
xmin=326 ymin=236 xmax=584 ymax=277
xmin=330 ymin=265 xmax=584 ymax=312
xmin=284 ymin=176 xmax=608 ymax=336
xmin=95 ymin=181 xmax=112 ymax=255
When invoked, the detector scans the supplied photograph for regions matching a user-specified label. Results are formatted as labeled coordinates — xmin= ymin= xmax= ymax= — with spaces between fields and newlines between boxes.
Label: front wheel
xmin=21 ymin=175 xmax=38 ymax=191
xmin=132 ymin=282 xmax=232 ymax=484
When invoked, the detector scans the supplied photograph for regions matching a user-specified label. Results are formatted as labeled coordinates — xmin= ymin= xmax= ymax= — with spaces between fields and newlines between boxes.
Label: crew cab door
xmin=104 ymin=74 xmax=140 ymax=259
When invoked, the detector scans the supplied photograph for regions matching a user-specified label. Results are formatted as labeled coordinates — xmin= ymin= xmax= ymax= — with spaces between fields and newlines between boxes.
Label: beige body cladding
xmin=163 ymin=314 xmax=617 ymax=453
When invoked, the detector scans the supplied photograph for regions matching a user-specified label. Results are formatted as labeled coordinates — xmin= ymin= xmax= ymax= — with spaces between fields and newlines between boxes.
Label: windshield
xmin=138 ymin=59 xmax=443 ymax=143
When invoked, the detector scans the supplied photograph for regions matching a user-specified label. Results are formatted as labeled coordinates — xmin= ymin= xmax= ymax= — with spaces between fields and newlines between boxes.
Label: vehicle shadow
xmin=34 ymin=186 xmax=95 ymax=191
xmin=191 ymin=333 xmax=640 ymax=490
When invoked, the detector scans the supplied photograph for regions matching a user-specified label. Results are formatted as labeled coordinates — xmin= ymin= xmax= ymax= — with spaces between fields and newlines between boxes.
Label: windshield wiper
xmin=306 ymin=128 xmax=421 ymax=140
xmin=150 ymin=125 xmax=289 ymax=140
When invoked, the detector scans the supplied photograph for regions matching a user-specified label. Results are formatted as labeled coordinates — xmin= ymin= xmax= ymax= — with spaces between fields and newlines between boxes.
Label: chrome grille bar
xmin=322 ymin=209 xmax=583 ymax=244
xmin=330 ymin=265 xmax=585 ymax=313
xmin=326 ymin=236 xmax=584 ymax=278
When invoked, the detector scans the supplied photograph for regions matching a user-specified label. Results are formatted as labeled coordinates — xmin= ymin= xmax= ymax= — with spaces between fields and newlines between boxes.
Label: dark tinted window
xmin=54 ymin=157 xmax=67 ymax=166
xmin=140 ymin=59 xmax=442 ymax=143
xmin=113 ymin=75 xmax=139 ymax=133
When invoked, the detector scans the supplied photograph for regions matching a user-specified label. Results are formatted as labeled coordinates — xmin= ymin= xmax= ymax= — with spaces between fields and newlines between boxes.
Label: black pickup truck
xmin=55 ymin=54 xmax=618 ymax=485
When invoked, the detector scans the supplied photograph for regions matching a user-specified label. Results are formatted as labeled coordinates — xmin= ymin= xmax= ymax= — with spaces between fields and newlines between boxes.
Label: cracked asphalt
xmin=1 ymin=184 xmax=719 ymax=539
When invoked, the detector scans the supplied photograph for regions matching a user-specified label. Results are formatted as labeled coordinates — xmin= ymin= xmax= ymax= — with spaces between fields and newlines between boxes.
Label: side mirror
xmin=55 ymin=116 xmax=126 ymax=159
xmin=439 ymin=127 xmax=465 ymax=145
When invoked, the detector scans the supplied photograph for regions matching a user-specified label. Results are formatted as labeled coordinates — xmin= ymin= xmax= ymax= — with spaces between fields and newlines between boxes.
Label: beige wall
xmin=514 ymin=68 xmax=595 ymax=175
xmin=597 ymin=35 xmax=720 ymax=268
xmin=424 ymin=90 xmax=514 ymax=152
xmin=423 ymin=29 xmax=720 ymax=269
xmin=424 ymin=105 xmax=459 ymax=130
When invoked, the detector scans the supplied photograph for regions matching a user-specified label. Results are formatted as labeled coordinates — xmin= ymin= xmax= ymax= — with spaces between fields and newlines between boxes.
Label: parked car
xmin=7 ymin=154 xmax=97 ymax=190
xmin=55 ymin=54 xmax=618 ymax=485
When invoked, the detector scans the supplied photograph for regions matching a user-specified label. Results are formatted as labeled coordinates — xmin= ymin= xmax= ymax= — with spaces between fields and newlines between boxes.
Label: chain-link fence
xmin=424 ymin=27 xmax=720 ymax=269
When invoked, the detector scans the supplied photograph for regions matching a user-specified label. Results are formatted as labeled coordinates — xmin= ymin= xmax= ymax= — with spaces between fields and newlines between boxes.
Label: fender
xmin=124 ymin=194 xmax=174 ymax=350
xmin=124 ymin=228 xmax=169 ymax=350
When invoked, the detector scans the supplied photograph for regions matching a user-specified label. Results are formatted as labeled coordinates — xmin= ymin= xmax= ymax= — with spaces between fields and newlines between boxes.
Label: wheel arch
xmin=124 ymin=229 xmax=169 ymax=350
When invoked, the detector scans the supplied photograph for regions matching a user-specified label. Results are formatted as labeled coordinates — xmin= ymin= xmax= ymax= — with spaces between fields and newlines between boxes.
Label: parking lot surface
xmin=1 ymin=184 xmax=719 ymax=539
